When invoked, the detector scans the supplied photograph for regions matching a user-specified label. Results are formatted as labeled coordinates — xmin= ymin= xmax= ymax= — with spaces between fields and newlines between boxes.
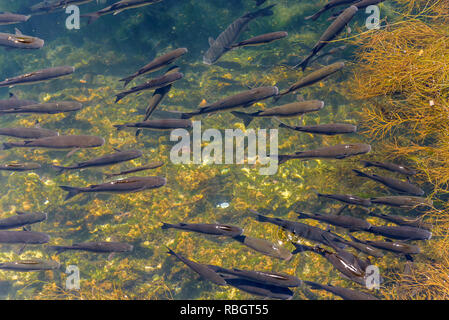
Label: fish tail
xmin=115 ymin=92 xmax=127 ymax=103
xmin=59 ymin=186 xmax=82 ymax=201
xmin=296 ymin=211 xmax=310 ymax=220
xmin=161 ymin=222 xmax=174 ymax=230
xmin=135 ymin=129 xmax=143 ymax=138
xmin=352 ymin=169 xmax=370 ymax=178
xmin=304 ymin=280 xmax=324 ymax=290
xmin=119 ymin=75 xmax=135 ymax=88
xmin=360 ymin=160 xmax=373 ymax=168
xmin=294 ymin=52 xmax=314 ymax=71
xmin=305 ymin=9 xmax=324 ymax=21
xmin=1 ymin=143 xmax=12 ymax=150
xmin=47 ymin=245 xmax=69 ymax=254
xmin=114 ymin=124 xmax=127 ymax=132
xmin=255 ymin=212 xmax=269 ymax=223
xmin=51 ymin=165 xmax=69 ymax=175
xmin=291 ymin=242 xmax=314 ymax=254
xmin=278 ymin=154 xmax=290 ymax=165
xmin=81 ymin=13 xmax=100 ymax=25
xmin=165 ymin=245 xmax=176 ymax=256
xmin=231 ymin=111 xmax=254 ymax=127
xmin=180 ymin=112 xmax=196 ymax=119
xmin=247 ymin=4 xmax=276 ymax=19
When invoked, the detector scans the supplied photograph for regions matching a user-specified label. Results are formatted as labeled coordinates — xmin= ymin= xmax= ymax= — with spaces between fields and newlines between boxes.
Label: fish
xmin=0 ymin=66 xmax=75 ymax=88
xmin=48 ymin=241 xmax=133 ymax=254
xmin=305 ymin=0 xmax=359 ymax=21
xmin=0 ymin=28 xmax=44 ymax=50
xmin=82 ymin=0 xmax=163 ymax=24
xmin=0 ymin=230 xmax=50 ymax=244
xmin=224 ymin=277 xmax=294 ymax=300
xmin=0 ymin=127 xmax=59 ymax=139
xmin=308 ymin=45 xmax=348 ymax=64
xmin=0 ymin=163 xmax=41 ymax=171
xmin=0 ymin=259 xmax=60 ymax=272
xmin=207 ymin=265 xmax=302 ymax=287
xmin=114 ymin=119 xmax=192 ymax=131
xmin=166 ymin=246 xmax=227 ymax=286
xmin=59 ymin=176 xmax=167 ymax=201
xmin=232 ymin=235 xmax=293 ymax=261
xmin=0 ymin=12 xmax=31 ymax=25
xmin=330 ymin=0 xmax=385 ymax=19
xmin=370 ymin=212 xmax=432 ymax=231
xmin=231 ymin=100 xmax=324 ymax=127
xmin=278 ymin=143 xmax=371 ymax=164
xmin=0 ymin=101 xmax=82 ymax=115
xmin=181 ymin=86 xmax=279 ymax=119
xmin=295 ymin=6 xmax=358 ymax=70
xmin=370 ymin=196 xmax=433 ymax=209
xmin=0 ymin=93 xmax=37 ymax=110
xmin=254 ymin=0 xmax=267 ymax=6
xmin=335 ymin=237 xmax=384 ymax=258
xmin=115 ymin=72 xmax=183 ymax=103
xmin=30 ymin=0 xmax=94 ymax=15
xmin=254 ymin=212 xmax=346 ymax=249
xmin=353 ymin=169 xmax=425 ymax=196
xmin=316 ymin=193 xmax=372 ymax=207
xmin=279 ymin=122 xmax=357 ymax=135
xmin=1 ymin=135 xmax=104 ymax=151
xmin=52 ymin=149 xmax=143 ymax=174
xmin=349 ymin=235 xmax=421 ymax=256
xmin=203 ymin=5 xmax=276 ymax=65
xmin=366 ymin=225 xmax=432 ymax=241
xmin=304 ymin=281 xmax=379 ymax=300
xmin=296 ymin=210 xmax=371 ymax=231
xmin=119 ymin=49 xmax=187 ymax=87
xmin=230 ymin=31 xmax=288 ymax=48
xmin=278 ymin=62 xmax=345 ymax=97
xmin=0 ymin=211 xmax=47 ymax=230
xmin=161 ymin=222 xmax=243 ymax=237
xmin=361 ymin=160 xmax=417 ymax=176
xmin=104 ymin=161 xmax=164 ymax=178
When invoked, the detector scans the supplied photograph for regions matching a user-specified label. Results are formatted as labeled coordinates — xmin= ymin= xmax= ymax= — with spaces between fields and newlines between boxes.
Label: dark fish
xmin=224 ymin=277 xmax=294 ymax=300
xmin=115 ymin=72 xmax=183 ymax=103
xmin=166 ymin=247 xmax=227 ymax=286
xmin=330 ymin=0 xmax=385 ymax=19
xmin=0 ymin=101 xmax=82 ymax=115
xmin=305 ymin=0 xmax=359 ymax=21
xmin=279 ymin=143 xmax=371 ymax=164
xmin=361 ymin=160 xmax=417 ymax=176
xmin=317 ymin=193 xmax=372 ymax=207
xmin=0 ymin=259 xmax=60 ymax=272
xmin=161 ymin=222 xmax=243 ymax=237
xmin=52 ymin=149 xmax=143 ymax=174
xmin=279 ymin=62 xmax=345 ymax=97
xmin=366 ymin=225 xmax=432 ymax=241
xmin=336 ymin=237 xmax=384 ymax=258
xmin=0 ymin=93 xmax=37 ymax=110
xmin=0 ymin=162 xmax=41 ymax=171
xmin=279 ymin=122 xmax=357 ymax=135
xmin=296 ymin=210 xmax=371 ymax=230
xmin=308 ymin=45 xmax=348 ymax=64
xmin=0 ymin=230 xmax=50 ymax=244
xmin=181 ymin=86 xmax=279 ymax=119
xmin=120 ymin=49 xmax=187 ymax=87
xmin=305 ymin=281 xmax=379 ymax=300
xmin=104 ymin=161 xmax=164 ymax=178
xmin=82 ymin=0 xmax=163 ymax=24
xmin=59 ymin=176 xmax=167 ymax=201
xmin=0 ymin=127 xmax=59 ymax=139
xmin=0 ymin=29 xmax=44 ymax=50
xmin=0 ymin=12 xmax=31 ymax=25
xmin=203 ymin=5 xmax=275 ymax=65
xmin=48 ymin=241 xmax=133 ymax=254
xmin=349 ymin=235 xmax=421 ymax=255
xmin=254 ymin=0 xmax=267 ymax=6
xmin=232 ymin=100 xmax=324 ymax=127
xmin=370 ymin=196 xmax=433 ymax=209
xmin=0 ymin=66 xmax=75 ymax=88
xmin=255 ymin=212 xmax=346 ymax=249
xmin=230 ymin=31 xmax=288 ymax=48
xmin=370 ymin=212 xmax=432 ymax=231
xmin=208 ymin=265 xmax=302 ymax=287
xmin=353 ymin=169 xmax=425 ymax=196
xmin=30 ymin=0 xmax=94 ymax=15
xmin=0 ymin=211 xmax=47 ymax=230
xmin=296 ymin=6 xmax=358 ymax=70
xmin=233 ymin=235 xmax=293 ymax=261
xmin=115 ymin=119 xmax=192 ymax=131
xmin=2 ymin=135 xmax=105 ymax=150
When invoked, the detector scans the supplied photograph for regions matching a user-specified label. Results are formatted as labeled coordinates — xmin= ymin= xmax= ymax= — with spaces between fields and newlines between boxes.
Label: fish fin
xmin=23 ymin=225 xmax=31 ymax=232
xmin=66 ymin=148 xmax=80 ymax=158
xmin=113 ymin=9 xmax=124 ymax=15
xmin=14 ymin=28 xmax=23 ymax=36
xmin=16 ymin=211 xmax=26 ymax=215
xmin=135 ymin=129 xmax=143 ymax=137
xmin=114 ymin=124 xmax=127 ymax=132
xmin=1 ymin=143 xmax=11 ymax=150
xmin=231 ymin=111 xmax=255 ymax=127
xmin=405 ymin=254 xmax=414 ymax=262
xmin=16 ymin=244 xmax=26 ymax=255
xmin=305 ymin=10 xmax=323 ymax=21
xmin=108 ymin=253 xmax=116 ymax=260
xmin=161 ymin=222 xmax=173 ymax=230
xmin=59 ymin=186 xmax=82 ymax=201
xmin=208 ymin=37 xmax=215 ymax=47
xmin=81 ymin=12 xmax=100 ymax=24
xmin=112 ymin=147 xmax=122 ymax=152
xmin=119 ymin=75 xmax=135 ymax=88
xmin=8 ymin=92 xmax=17 ymax=99
xmin=51 ymin=165 xmax=68 ymax=175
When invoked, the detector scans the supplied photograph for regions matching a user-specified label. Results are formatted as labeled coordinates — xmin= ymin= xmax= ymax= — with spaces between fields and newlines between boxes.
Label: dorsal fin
xmin=208 ymin=37 xmax=215 ymax=46
xmin=15 ymin=28 xmax=23 ymax=36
